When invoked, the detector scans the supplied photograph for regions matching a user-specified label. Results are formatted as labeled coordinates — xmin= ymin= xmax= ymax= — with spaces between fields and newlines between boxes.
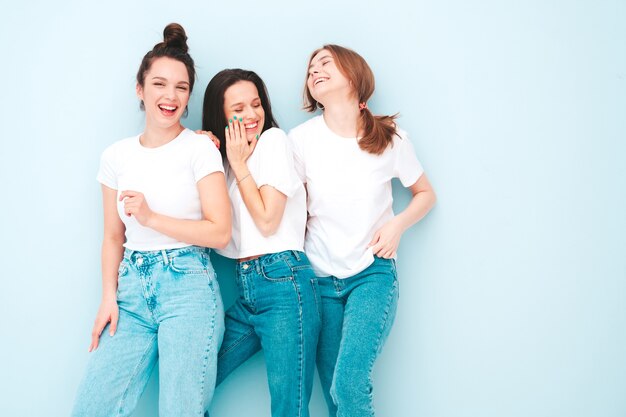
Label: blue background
xmin=1 ymin=1 xmax=625 ymax=416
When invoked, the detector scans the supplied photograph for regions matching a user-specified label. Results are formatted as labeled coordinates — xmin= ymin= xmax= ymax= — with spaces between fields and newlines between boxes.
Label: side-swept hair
xmin=303 ymin=44 xmax=398 ymax=155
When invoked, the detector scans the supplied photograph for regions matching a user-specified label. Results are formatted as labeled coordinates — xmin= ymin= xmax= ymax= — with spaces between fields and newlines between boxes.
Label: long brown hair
xmin=303 ymin=44 xmax=398 ymax=155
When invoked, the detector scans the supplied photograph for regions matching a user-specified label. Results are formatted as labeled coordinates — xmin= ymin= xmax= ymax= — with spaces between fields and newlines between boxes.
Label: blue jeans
xmin=216 ymin=250 xmax=321 ymax=417
xmin=72 ymin=246 xmax=225 ymax=417
xmin=316 ymin=257 xmax=399 ymax=417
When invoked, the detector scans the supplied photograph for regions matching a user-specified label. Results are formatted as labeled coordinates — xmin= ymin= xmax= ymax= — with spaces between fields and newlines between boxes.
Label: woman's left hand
xmin=225 ymin=116 xmax=257 ymax=169
xmin=119 ymin=190 xmax=154 ymax=226
xmin=368 ymin=217 xmax=404 ymax=259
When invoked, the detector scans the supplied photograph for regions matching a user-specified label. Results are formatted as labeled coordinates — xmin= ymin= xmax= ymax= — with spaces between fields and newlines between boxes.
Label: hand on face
xmin=222 ymin=80 xmax=265 ymax=169
xmin=225 ymin=116 xmax=258 ymax=169
xmin=119 ymin=191 xmax=154 ymax=227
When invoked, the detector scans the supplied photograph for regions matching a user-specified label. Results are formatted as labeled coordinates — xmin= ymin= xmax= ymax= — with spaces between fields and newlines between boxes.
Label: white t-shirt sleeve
xmin=287 ymin=129 xmax=306 ymax=183
xmin=191 ymin=138 xmax=225 ymax=182
xmin=96 ymin=144 xmax=118 ymax=189
xmin=394 ymin=130 xmax=424 ymax=187
xmin=255 ymin=129 xmax=302 ymax=197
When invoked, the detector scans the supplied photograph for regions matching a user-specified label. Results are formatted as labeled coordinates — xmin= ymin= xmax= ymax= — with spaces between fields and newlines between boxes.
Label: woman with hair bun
xmin=289 ymin=44 xmax=436 ymax=417
xmin=71 ymin=23 xmax=230 ymax=417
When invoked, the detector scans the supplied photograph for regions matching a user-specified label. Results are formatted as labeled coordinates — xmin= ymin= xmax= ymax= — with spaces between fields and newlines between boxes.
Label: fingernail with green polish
xmin=256 ymin=134 xmax=259 ymax=139
xmin=229 ymin=119 xmax=233 ymax=123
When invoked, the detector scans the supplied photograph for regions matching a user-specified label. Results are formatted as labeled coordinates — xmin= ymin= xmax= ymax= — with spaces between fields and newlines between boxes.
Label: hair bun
xmin=162 ymin=23 xmax=188 ymax=53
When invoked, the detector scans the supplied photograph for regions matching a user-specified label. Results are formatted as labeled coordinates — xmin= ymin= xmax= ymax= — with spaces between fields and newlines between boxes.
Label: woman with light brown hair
xmin=288 ymin=44 xmax=436 ymax=417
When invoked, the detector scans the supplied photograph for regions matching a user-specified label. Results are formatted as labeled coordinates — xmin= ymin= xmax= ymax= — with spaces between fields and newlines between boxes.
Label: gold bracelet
xmin=236 ymin=173 xmax=251 ymax=185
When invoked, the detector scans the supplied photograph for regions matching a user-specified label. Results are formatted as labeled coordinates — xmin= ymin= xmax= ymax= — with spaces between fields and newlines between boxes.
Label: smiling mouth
xmin=244 ymin=122 xmax=258 ymax=130
xmin=158 ymin=104 xmax=178 ymax=116
xmin=314 ymin=77 xmax=328 ymax=85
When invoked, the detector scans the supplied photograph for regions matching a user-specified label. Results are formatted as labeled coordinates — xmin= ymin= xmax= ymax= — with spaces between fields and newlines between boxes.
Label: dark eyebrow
xmin=308 ymin=55 xmax=332 ymax=70
xmin=150 ymin=76 xmax=190 ymax=86
xmin=229 ymin=97 xmax=261 ymax=108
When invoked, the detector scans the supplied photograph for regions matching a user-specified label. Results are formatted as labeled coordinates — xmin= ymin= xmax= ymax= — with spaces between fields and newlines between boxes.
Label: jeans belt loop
xmin=161 ymin=249 xmax=169 ymax=265
xmin=291 ymin=250 xmax=301 ymax=262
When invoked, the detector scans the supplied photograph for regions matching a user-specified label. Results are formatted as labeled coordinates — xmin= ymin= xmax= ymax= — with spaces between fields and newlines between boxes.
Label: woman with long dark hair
xmin=201 ymin=68 xmax=320 ymax=417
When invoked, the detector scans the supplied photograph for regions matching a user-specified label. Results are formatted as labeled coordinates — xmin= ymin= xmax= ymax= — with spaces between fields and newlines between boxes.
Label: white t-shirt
xmin=97 ymin=128 xmax=224 ymax=251
xmin=288 ymin=115 xmax=424 ymax=279
xmin=217 ymin=128 xmax=306 ymax=259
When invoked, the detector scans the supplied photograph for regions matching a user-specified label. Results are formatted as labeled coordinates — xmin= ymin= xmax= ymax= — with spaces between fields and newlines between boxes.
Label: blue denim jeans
xmin=72 ymin=246 xmax=225 ymax=417
xmin=316 ymin=257 xmax=399 ymax=417
xmin=216 ymin=250 xmax=321 ymax=417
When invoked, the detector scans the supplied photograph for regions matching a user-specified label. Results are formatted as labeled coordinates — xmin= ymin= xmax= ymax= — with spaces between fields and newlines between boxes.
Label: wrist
xmin=392 ymin=215 xmax=409 ymax=233
xmin=101 ymin=289 xmax=117 ymax=301
xmin=230 ymin=161 xmax=249 ymax=176
xmin=145 ymin=211 xmax=158 ymax=229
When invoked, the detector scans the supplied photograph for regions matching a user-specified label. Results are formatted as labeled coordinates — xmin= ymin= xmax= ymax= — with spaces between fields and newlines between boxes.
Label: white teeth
xmin=159 ymin=105 xmax=176 ymax=111
xmin=245 ymin=122 xmax=258 ymax=129
xmin=314 ymin=77 xmax=328 ymax=85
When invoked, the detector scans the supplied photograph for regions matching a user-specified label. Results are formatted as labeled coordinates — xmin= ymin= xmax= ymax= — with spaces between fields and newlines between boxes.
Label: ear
xmin=136 ymin=83 xmax=143 ymax=100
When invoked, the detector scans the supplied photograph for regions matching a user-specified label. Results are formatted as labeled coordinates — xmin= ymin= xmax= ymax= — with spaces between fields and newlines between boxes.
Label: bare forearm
xmin=395 ymin=189 xmax=436 ymax=232
xmin=146 ymin=214 xmax=231 ymax=249
xmin=231 ymin=163 xmax=281 ymax=235
xmin=101 ymin=236 xmax=124 ymax=299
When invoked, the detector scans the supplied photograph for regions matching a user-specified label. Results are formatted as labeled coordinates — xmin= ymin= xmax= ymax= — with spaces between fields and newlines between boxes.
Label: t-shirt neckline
xmin=319 ymin=114 xmax=360 ymax=142
xmin=135 ymin=128 xmax=189 ymax=153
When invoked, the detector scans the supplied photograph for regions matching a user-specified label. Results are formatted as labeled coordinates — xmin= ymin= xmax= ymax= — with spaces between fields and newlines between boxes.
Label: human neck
xmin=140 ymin=123 xmax=185 ymax=148
xmin=321 ymin=98 xmax=361 ymax=138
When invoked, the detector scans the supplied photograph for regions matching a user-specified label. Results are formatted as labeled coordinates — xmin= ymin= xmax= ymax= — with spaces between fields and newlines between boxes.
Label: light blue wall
xmin=1 ymin=1 xmax=624 ymax=416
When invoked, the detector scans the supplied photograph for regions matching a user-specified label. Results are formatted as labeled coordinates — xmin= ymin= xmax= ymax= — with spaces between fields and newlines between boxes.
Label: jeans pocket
xmin=116 ymin=261 xmax=130 ymax=298
xmin=261 ymin=258 xmax=293 ymax=282
xmin=169 ymin=251 xmax=209 ymax=275
xmin=117 ymin=260 xmax=129 ymax=278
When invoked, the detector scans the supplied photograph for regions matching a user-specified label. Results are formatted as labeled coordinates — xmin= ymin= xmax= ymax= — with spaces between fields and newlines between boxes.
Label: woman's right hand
xmin=89 ymin=296 xmax=119 ymax=352
xmin=225 ymin=116 xmax=258 ymax=170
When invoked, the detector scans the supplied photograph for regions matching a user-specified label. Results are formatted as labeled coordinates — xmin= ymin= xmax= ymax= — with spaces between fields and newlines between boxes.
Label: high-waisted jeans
xmin=316 ymin=256 xmax=399 ymax=417
xmin=72 ymin=246 xmax=225 ymax=417
xmin=216 ymin=250 xmax=321 ymax=417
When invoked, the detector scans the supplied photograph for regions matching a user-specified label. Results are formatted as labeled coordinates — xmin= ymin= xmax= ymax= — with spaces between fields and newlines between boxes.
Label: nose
xmin=164 ymin=84 xmax=176 ymax=99
xmin=241 ymin=105 xmax=257 ymax=121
